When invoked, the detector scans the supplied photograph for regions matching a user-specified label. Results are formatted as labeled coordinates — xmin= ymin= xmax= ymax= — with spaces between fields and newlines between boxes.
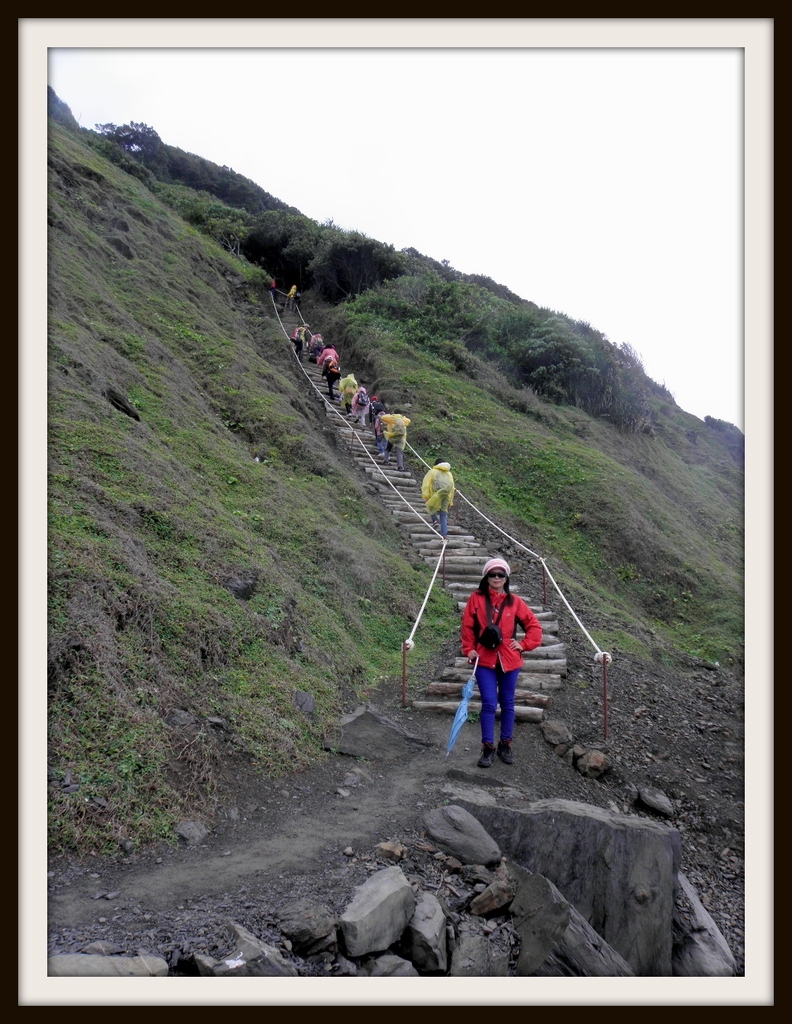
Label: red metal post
xmin=442 ymin=545 xmax=446 ymax=587
xmin=401 ymin=642 xmax=407 ymax=708
xmin=542 ymin=563 xmax=547 ymax=606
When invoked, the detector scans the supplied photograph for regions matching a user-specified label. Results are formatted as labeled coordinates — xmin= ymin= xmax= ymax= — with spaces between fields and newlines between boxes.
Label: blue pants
xmin=431 ymin=510 xmax=448 ymax=536
xmin=475 ymin=664 xmax=520 ymax=745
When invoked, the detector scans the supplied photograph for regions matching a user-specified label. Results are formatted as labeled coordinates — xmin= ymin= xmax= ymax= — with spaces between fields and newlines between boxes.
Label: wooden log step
xmin=443 ymin=663 xmax=563 ymax=681
xmin=442 ymin=657 xmax=566 ymax=676
xmin=442 ymin=645 xmax=567 ymax=660
xmin=425 ymin=682 xmax=553 ymax=708
xmin=410 ymin=701 xmax=543 ymax=722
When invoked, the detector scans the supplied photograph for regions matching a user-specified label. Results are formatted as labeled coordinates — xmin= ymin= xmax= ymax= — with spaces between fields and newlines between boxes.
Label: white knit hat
xmin=482 ymin=557 xmax=511 ymax=577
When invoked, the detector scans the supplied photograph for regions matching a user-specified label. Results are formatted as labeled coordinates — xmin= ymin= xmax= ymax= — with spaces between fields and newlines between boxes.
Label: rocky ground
xmin=46 ymin=614 xmax=746 ymax=984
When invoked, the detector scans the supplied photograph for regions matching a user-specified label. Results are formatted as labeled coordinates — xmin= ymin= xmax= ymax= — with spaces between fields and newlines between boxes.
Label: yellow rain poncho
xmin=379 ymin=413 xmax=411 ymax=450
xmin=421 ymin=462 xmax=455 ymax=513
xmin=338 ymin=374 xmax=358 ymax=400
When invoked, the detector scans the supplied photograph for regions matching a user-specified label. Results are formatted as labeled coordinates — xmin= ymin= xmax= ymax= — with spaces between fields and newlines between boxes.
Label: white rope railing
xmin=270 ymin=296 xmax=444 ymax=541
xmin=270 ymin=295 xmax=613 ymax=732
xmin=406 ymin=441 xmax=611 ymax=662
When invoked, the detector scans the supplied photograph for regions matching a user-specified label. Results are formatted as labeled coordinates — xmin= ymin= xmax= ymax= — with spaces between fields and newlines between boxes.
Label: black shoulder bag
xmin=478 ymin=595 xmax=506 ymax=650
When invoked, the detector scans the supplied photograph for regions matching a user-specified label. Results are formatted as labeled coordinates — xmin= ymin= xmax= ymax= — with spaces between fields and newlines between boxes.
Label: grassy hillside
xmin=46 ymin=117 xmax=743 ymax=856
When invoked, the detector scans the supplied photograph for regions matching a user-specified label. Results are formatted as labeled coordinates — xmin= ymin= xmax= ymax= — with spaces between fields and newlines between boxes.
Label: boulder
xmin=638 ymin=785 xmax=675 ymax=818
xmin=175 ymin=820 xmax=208 ymax=846
xmin=277 ymin=897 xmax=337 ymax=957
xmin=455 ymin=796 xmax=681 ymax=976
xmin=423 ymin=804 xmax=501 ymax=866
xmin=205 ymin=921 xmax=298 ymax=977
xmin=541 ymin=719 xmax=574 ymax=746
xmin=509 ymin=869 xmax=634 ymax=976
xmin=400 ymin=891 xmax=448 ymax=972
xmin=361 ymin=953 xmax=419 ymax=977
xmin=48 ymin=953 xmax=168 ymax=977
xmin=322 ymin=704 xmax=431 ymax=760
xmin=339 ymin=865 xmax=416 ymax=957
xmin=672 ymin=872 xmax=736 ymax=976
xmin=448 ymin=932 xmax=509 ymax=977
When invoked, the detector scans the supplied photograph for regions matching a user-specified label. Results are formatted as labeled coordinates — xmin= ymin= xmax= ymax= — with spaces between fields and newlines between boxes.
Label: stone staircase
xmin=300 ymin=353 xmax=566 ymax=725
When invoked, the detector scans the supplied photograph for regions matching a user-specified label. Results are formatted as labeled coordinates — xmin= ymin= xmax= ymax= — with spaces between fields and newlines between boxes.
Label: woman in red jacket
xmin=460 ymin=557 xmax=543 ymax=768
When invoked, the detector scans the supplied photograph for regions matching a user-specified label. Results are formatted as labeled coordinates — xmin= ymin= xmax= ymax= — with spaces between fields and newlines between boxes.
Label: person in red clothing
xmin=460 ymin=557 xmax=543 ymax=768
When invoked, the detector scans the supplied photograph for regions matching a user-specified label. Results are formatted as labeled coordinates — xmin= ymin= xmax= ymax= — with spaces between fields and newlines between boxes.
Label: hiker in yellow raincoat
xmin=421 ymin=459 xmax=455 ymax=539
xmin=380 ymin=412 xmax=411 ymax=471
xmin=286 ymin=284 xmax=297 ymax=311
xmin=337 ymin=373 xmax=358 ymax=415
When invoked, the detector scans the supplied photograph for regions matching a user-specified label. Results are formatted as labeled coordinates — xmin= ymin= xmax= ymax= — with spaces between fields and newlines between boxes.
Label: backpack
xmin=323 ymin=357 xmax=339 ymax=378
xmin=357 ymin=392 xmax=370 ymax=407
xmin=389 ymin=416 xmax=406 ymax=437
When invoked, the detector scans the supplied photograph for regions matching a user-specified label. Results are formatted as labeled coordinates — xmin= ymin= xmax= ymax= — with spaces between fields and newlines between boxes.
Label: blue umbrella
xmin=445 ymin=657 xmax=479 ymax=759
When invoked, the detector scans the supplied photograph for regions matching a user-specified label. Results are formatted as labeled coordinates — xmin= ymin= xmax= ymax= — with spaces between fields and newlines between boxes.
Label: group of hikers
xmin=286 ymin=315 xmax=542 ymax=771
xmin=268 ymin=278 xmax=301 ymax=313
xmin=290 ymin=324 xmax=418 ymax=476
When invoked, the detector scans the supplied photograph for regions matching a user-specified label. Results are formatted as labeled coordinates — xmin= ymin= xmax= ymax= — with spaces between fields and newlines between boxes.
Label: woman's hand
xmin=467 ymin=651 xmax=477 ymax=665
xmin=509 ymin=639 xmax=523 ymax=652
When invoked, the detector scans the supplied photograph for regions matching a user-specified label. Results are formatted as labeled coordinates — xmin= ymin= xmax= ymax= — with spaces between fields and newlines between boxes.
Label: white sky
xmin=21 ymin=20 xmax=773 ymax=1009
xmin=45 ymin=42 xmax=746 ymax=428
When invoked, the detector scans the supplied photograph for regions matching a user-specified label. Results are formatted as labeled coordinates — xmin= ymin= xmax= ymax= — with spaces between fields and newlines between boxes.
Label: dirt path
xmin=47 ymin=667 xmax=746 ymax=978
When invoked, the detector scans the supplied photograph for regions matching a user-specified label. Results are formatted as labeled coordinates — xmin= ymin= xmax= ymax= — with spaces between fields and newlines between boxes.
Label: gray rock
xmin=540 ymin=719 xmax=574 ymax=746
xmin=175 ymin=820 xmax=208 ymax=846
xmin=448 ymin=932 xmax=509 ymax=977
xmin=400 ymin=891 xmax=448 ymax=972
xmin=576 ymin=749 xmax=611 ymax=779
xmin=455 ymin=796 xmax=681 ymax=976
xmin=164 ymin=708 xmax=198 ymax=730
xmin=638 ymin=785 xmax=675 ymax=817
xmin=211 ymin=921 xmax=298 ymax=977
xmin=510 ymin=868 xmax=634 ymax=977
xmin=423 ymin=804 xmax=501 ymax=866
xmin=339 ymin=865 xmax=416 ymax=957
xmin=293 ymin=691 xmax=315 ymax=716
xmin=277 ymin=897 xmax=337 ymax=956
xmin=80 ymin=941 xmax=123 ymax=956
xmin=48 ymin=953 xmax=168 ymax=977
xmin=672 ymin=872 xmax=736 ymax=976
xmin=361 ymin=953 xmax=419 ymax=977
xmin=322 ymin=703 xmax=431 ymax=760
xmin=511 ymin=872 xmax=571 ymax=974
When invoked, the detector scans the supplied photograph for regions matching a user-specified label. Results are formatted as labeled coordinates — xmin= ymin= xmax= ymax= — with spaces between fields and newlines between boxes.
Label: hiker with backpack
xmin=350 ymin=385 xmax=370 ymax=427
xmin=291 ymin=324 xmax=309 ymax=360
xmin=379 ymin=411 xmax=411 ymax=471
xmin=321 ymin=352 xmax=342 ymax=401
xmin=308 ymin=333 xmax=324 ymax=364
xmin=369 ymin=395 xmax=388 ymax=454
xmin=421 ymin=458 xmax=455 ymax=539
xmin=460 ymin=558 xmax=543 ymax=769
xmin=316 ymin=341 xmax=339 ymax=371
xmin=338 ymin=373 xmax=359 ymax=416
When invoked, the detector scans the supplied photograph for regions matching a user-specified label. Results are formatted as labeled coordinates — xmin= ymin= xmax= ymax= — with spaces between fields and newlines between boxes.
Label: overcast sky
xmin=45 ymin=40 xmax=747 ymax=428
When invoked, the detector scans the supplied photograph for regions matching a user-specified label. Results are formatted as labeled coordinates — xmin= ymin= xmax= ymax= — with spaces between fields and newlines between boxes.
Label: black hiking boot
xmin=477 ymin=743 xmax=496 ymax=768
xmin=497 ymin=740 xmax=514 ymax=765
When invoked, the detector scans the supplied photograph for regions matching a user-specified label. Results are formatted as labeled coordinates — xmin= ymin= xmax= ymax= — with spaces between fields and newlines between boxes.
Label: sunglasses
xmin=487 ymin=571 xmax=507 ymax=578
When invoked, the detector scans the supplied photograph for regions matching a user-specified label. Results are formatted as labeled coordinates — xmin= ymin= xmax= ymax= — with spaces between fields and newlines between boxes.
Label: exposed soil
xmin=47 ymin=630 xmax=746 ymax=980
